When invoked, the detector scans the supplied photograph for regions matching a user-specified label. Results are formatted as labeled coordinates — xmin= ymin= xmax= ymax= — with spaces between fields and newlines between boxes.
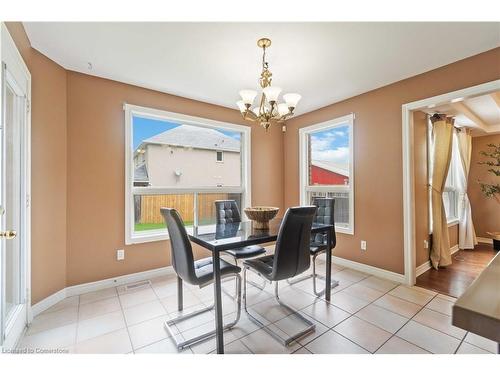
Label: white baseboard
xmin=416 ymin=261 xmax=431 ymax=277
xmin=31 ymin=288 xmax=67 ymax=318
xmin=415 ymin=244 xmax=460 ymax=277
xmin=31 ymin=265 xmax=175 ymax=318
xmin=65 ymin=266 xmax=175 ymax=297
xmin=477 ymin=237 xmax=493 ymax=245
xmin=331 ymin=256 xmax=406 ymax=284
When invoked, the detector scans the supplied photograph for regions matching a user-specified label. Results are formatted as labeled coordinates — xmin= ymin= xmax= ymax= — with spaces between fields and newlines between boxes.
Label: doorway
xmin=402 ymin=79 xmax=500 ymax=292
xmin=1 ymin=23 xmax=31 ymax=349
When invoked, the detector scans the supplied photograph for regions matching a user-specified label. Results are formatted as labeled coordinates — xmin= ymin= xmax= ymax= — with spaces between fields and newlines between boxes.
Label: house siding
xmin=146 ymin=144 xmax=241 ymax=187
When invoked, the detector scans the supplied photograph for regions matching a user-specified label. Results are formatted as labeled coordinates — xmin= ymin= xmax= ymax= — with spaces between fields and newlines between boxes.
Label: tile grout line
xmin=25 ymin=267 xmax=484 ymax=355
xmin=325 ymin=282 xmax=402 ymax=353
xmin=147 ymin=283 xmax=193 ymax=353
xmin=457 ymin=333 xmax=496 ymax=354
xmin=296 ymin=272 xmax=391 ymax=353
xmin=372 ymin=293 xmax=457 ymax=354
xmin=454 ymin=332 xmax=468 ymax=354
xmin=371 ymin=292 xmax=440 ymax=353
xmin=115 ymin=286 xmax=139 ymax=354
xmin=306 ymin=279 xmax=454 ymax=354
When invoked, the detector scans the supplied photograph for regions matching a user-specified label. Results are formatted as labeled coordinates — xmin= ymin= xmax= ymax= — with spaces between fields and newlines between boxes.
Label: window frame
xmin=443 ymin=131 xmax=460 ymax=225
xmin=216 ymin=150 xmax=224 ymax=163
xmin=299 ymin=113 xmax=355 ymax=235
xmin=124 ymin=104 xmax=251 ymax=244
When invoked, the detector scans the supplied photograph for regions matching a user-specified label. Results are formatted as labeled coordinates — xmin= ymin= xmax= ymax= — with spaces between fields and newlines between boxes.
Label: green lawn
xmin=135 ymin=221 xmax=194 ymax=231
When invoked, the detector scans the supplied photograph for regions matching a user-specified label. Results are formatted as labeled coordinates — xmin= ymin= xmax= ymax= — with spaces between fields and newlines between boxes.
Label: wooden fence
xmin=138 ymin=193 xmax=240 ymax=224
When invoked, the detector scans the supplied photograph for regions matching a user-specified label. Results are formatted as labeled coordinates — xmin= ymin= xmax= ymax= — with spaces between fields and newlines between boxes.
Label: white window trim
xmin=216 ymin=150 xmax=224 ymax=163
xmin=445 ymin=132 xmax=460 ymax=224
xmin=299 ymin=113 xmax=355 ymax=235
xmin=124 ymin=104 xmax=251 ymax=244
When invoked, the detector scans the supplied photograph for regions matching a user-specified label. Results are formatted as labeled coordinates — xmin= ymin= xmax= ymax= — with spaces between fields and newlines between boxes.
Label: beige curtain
xmin=430 ymin=114 xmax=454 ymax=269
xmin=457 ymin=129 xmax=478 ymax=249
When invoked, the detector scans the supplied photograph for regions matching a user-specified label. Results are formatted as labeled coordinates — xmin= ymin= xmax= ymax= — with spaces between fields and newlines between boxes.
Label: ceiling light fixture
xmin=236 ymin=38 xmax=301 ymax=131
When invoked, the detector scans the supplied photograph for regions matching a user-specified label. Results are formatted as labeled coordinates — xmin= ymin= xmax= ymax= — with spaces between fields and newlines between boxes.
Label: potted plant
xmin=478 ymin=143 xmax=500 ymax=251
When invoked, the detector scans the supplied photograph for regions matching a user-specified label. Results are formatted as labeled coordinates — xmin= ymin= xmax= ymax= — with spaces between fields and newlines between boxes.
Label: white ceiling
xmin=422 ymin=91 xmax=500 ymax=136
xmin=23 ymin=22 xmax=500 ymax=115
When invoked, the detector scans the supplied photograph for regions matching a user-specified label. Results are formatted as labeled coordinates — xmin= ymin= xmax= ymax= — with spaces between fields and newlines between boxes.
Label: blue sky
xmin=310 ymin=124 xmax=350 ymax=166
xmin=133 ymin=116 xmax=241 ymax=150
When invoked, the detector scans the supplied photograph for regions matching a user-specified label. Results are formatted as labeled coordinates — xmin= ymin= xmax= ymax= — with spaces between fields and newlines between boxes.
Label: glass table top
xmin=189 ymin=218 xmax=333 ymax=252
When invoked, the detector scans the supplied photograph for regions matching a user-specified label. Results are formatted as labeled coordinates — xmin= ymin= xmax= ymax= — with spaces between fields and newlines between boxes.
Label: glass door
xmin=2 ymin=77 xmax=22 ymax=325
xmin=1 ymin=23 xmax=30 ymax=349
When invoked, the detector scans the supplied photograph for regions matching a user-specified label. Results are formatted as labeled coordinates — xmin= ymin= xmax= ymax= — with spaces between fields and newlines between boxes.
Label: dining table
xmin=186 ymin=217 xmax=335 ymax=354
xmin=452 ymin=251 xmax=500 ymax=354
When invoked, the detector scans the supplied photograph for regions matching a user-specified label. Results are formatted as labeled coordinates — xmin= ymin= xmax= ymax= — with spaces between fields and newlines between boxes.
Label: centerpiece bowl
xmin=244 ymin=207 xmax=279 ymax=230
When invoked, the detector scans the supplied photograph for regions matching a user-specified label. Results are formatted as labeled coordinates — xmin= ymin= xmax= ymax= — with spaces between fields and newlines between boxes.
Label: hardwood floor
xmin=416 ymin=243 xmax=497 ymax=298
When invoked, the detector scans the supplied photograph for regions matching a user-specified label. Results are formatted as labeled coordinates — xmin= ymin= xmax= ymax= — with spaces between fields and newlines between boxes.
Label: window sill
xmin=336 ymin=226 xmax=354 ymax=235
xmin=126 ymin=224 xmax=220 ymax=245
xmin=126 ymin=231 xmax=169 ymax=245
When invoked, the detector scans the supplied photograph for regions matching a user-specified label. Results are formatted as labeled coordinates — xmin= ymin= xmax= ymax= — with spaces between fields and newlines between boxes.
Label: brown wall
xmin=5 ymin=21 xmax=500 ymax=302
xmin=6 ymin=23 xmax=283 ymax=300
xmin=284 ymin=48 xmax=500 ymax=274
xmin=469 ymin=134 xmax=500 ymax=238
xmin=66 ymin=72 xmax=284 ymax=286
xmin=5 ymin=23 xmax=68 ymax=304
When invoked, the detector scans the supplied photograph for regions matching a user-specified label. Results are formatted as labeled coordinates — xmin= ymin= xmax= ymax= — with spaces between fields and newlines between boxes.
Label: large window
xmin=299 ymin=114 xmax=354 ymax=234
xmin=125 ymin=104 xmax=251 ymax=244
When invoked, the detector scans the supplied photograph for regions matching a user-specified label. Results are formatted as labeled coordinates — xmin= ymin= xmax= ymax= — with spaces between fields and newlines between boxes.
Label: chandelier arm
xmin=244 ymin=110 xmax=257 ymax=121
xmin=259 ymin=93 xmax=266 ymax=114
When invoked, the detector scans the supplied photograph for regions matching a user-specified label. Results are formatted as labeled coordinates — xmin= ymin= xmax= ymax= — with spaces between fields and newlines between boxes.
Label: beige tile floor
xmin=17 ymin=260 xmax=498 ymax=354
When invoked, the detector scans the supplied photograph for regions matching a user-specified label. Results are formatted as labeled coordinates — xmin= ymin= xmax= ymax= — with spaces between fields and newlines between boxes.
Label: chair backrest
xmin=312 ymin=197 xmax=337 ymax=249
xmin=160 ymin=208 xmax=197 ymax=285
xmin=215 ymin=200 xmax=241 ymax=224
xmin=271 ymin=206 xmax=317 ymax=281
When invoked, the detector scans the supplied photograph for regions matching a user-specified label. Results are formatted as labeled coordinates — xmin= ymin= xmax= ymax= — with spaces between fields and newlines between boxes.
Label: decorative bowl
xmin=244 ymin=206 xmax=279 ymax=229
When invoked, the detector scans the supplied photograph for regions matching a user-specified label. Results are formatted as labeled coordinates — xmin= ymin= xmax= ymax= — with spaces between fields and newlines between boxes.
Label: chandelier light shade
xmin=237 ymin=38 xmax=301 ymax=130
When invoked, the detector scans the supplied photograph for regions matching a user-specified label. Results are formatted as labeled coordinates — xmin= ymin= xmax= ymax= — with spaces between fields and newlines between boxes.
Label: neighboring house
xmin=134 ymin=124 xmax=241 ymax=187
xmin=310 ymin=160 xmax=349 ymax=185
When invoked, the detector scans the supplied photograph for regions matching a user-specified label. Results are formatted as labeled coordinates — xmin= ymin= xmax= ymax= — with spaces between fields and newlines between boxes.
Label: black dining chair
xmin=215 ymin=200 xmax=267 ymax=263
xmin=242 ymin=206 xmax=317 ymax=346
xmin=160 ymin=208 xmax=242 ymax=350
xmin=287 ymin=197 xmax=339 ymax=296
xmin=215 ymin=200 xmax=267 ymax=291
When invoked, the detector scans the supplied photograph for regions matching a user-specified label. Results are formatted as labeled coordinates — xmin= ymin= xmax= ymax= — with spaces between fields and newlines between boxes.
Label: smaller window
xmin=216 ymin=151 xmax=224 ymax=162
xmin=299 ymin=113 xmax=354 ymax=234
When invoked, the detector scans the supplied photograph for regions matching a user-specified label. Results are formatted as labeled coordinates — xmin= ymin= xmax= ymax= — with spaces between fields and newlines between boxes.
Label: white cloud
xmin=312 ymin=146 xmax=350 ymax=165
xmin=311 ymin=137 xmax=332 ymax=152
xmin=311 ymin=132 xmax=339 ymax=151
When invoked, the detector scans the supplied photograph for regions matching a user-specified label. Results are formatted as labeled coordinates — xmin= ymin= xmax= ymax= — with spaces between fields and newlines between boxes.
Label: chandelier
xmin=236 ymin=38 xmax=301 ymax=131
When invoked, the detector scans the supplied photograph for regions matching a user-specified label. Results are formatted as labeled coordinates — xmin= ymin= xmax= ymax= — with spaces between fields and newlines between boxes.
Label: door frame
xmin=0 ymin=22 xmax=31 ymax=349
xmin=401 ymin=79 xmax=500 ymax=285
